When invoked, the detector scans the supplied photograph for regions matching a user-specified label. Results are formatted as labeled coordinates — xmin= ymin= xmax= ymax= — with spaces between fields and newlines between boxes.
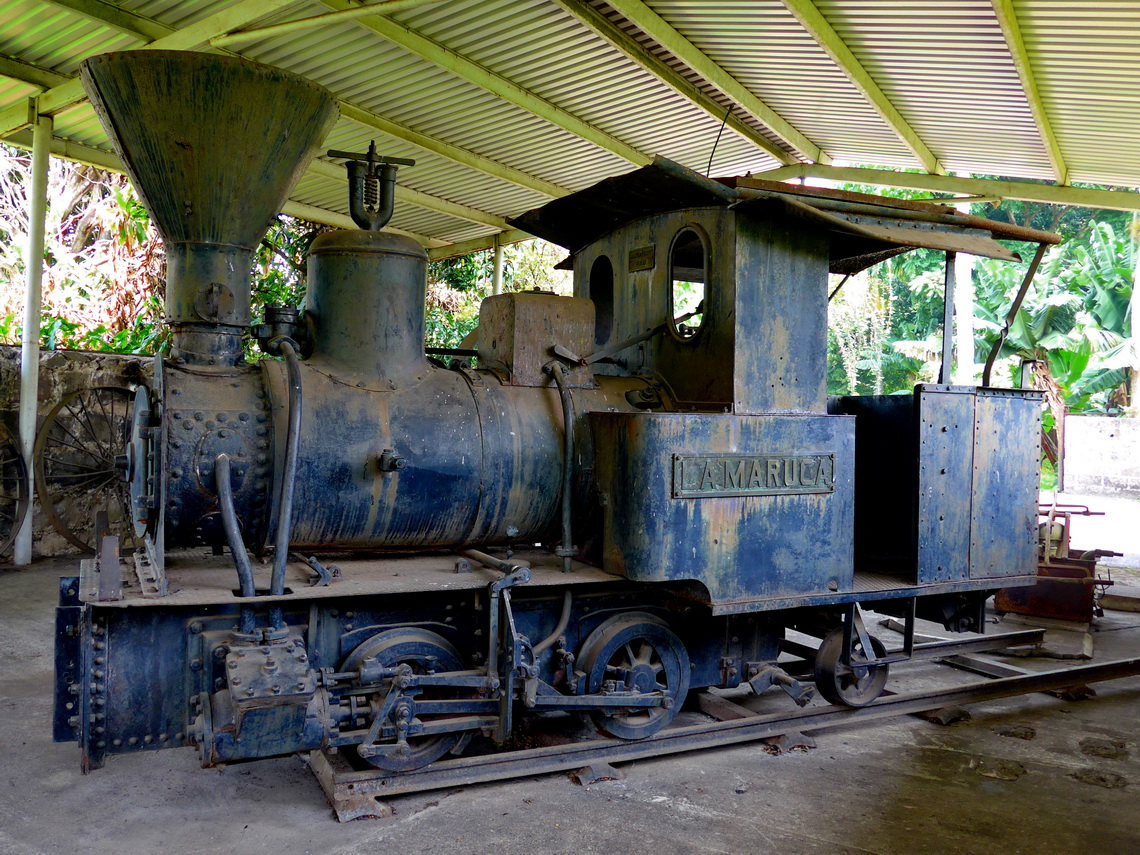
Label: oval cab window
xmin=670 ymin=228 xmax=706 ymax=340
xmin=589 ymin=255 xmax=614 ymax=346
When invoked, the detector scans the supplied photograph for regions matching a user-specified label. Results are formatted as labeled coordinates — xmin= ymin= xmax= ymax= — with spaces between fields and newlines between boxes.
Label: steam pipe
xmin=548 ymin=362 xmax=575 ymax=573
xmin=215 ymin=453 xmax=256 ymax=635
xmin=270 ymin=339 xmax=303 ymax=609
xmin=533 ymin=590 xmax=572 ymax=656
xmin=216 ymin=454 xmax=255 ymax=596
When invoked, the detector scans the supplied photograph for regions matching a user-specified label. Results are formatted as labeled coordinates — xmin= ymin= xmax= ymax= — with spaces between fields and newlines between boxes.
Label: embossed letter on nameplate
xmin=672 ymin=453 xmax=835 ymax=498
xmin=628 ymin=245 xmax=655 ymax=272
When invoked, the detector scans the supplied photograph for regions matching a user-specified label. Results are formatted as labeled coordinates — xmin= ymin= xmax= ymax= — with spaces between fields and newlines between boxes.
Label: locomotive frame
xmin=54 ymin=50 xmax=1057 ymax=781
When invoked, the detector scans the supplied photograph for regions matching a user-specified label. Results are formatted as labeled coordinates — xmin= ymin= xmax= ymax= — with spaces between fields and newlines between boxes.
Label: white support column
xmin=492 ymin=234 xmax=504 ymax=296
xmin=953 ymin=192 xmax=976 ymax=385
xmin=14 ymin=111 xmax=52 ymax=565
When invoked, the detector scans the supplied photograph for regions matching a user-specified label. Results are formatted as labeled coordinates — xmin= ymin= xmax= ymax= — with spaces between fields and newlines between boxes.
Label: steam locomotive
xmin=54 ymin=51 xmax=1052 ymax=775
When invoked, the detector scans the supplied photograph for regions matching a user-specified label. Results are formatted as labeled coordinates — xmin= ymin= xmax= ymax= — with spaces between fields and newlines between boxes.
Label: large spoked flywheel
xmin=579 ymin=612 xmax=690 ymax=740
xmin=33 ymin=386 xmax=134 ymax=553
xmin=0 ymin=420 xmax=30 ymax=557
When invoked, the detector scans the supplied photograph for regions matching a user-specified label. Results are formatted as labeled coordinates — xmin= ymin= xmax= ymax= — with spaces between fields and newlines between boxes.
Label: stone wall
xmin=1063 ymin=415 xmax=1140 ymax=496
xmin=1 ymin=345 xmax=151 ymax=560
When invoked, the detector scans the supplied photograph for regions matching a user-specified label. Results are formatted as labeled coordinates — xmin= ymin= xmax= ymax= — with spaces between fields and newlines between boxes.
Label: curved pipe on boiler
xmin=270 ymin=338 xmax=303 ymax=609
xmin=548 ymin=362 xmax=575 ymax=573
xmin=533 ymin=590 xmax=572 ymax=656
xmin=215 ymin=452 xmax=256 ymax=635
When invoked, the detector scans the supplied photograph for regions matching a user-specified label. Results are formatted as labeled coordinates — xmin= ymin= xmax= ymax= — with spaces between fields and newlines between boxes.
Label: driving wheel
xmin=579 ymin=612 xmax=690 ymax=739
xmin=342 ymin=628 xmax=465 ymax=772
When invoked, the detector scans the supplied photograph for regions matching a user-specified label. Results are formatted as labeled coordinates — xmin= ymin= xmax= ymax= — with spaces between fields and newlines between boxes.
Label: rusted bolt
xmin=189 ymin=621 xmax=203 ymax=634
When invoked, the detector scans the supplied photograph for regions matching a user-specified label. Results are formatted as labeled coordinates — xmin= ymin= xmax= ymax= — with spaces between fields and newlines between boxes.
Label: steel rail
xmin=313 ymin=656 xmax=1140 ymax=803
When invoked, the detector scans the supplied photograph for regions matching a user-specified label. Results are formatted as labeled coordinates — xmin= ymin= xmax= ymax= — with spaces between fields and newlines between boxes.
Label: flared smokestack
xmin=80 ymin=51 xmax=339 ymax=364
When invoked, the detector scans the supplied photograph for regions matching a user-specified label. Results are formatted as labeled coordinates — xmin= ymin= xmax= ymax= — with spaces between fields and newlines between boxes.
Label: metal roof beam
xmin=600 ymin=0 xmax=829 ymax=165
xmin=1 ymin=127 xmax=444 ymax=245
xmin=551 ymin=0 xmax=800 ymax=166
xmin=1 ymin=12 xmax=570 ymax=201
xmin=44 ymin=0 xmax=170 ymax=41
xmin=338 ymin=103 xmax=569 ymax=198
xmin=0 ymin=54 xmax=71 ymax=89
xmin=319 ymin=0 xmax=652 ymax=167
xmin=427 ymin=230 xmax=532 ymax=261
xmin=757 ymin=164 xmax=1140 ymax=213
xmin=212 ymin=0 xmax=444 ymax=47
xmin=0 ymin=0 xmax=299 ymax=134
xmin=779 ymin=0 xmax=942 ymax=174
xmin=990 ymin=0 xmax=1068 ymax=186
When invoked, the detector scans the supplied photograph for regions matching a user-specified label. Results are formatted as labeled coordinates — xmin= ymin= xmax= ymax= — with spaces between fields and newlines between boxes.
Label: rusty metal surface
xmin=477 ymin=292 xmax=595 ymax=388
xmin=592 ymin=411 xmax=855 ymax=606
xmin=77 ymin=548 xmax=621 ymax=609
xmin=833 ymin=386 xmax=1043 ymax=585
xmin=513 ymin=158 xmax=1060 ymax=273
xmin=969 ymin=390 xmax=1044 ymax=580
xmin=307 ymin=229 xmax=429 ymax=386
xmin=995 ymin=557 xmax=1101 ymax=622
xmin=774 ymin=196 xmax=1021 ymax=262
xmin=916 ymin=389 xmax=976 ymax=584
xmin=81 ymin=51 xmax=338 ymax=364
xmin=571 ymin=203 xmax=830 ymax=414
xmin=728 ymin=176 xmax=1063 ymax=246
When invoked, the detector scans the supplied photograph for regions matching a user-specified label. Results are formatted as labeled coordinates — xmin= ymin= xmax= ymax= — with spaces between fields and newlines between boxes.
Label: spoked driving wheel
xmin=342 ymin=628 xmax=465 ymax=773
xmin=33 ymin=386 xmax=134 ymax=553
xmin=813 ymin=628 xmax=889 ymax=707
xmin=579 ymin=612 xmax=690 ymax=739
xmin=0 ymin=421 xmax=30 ymax=557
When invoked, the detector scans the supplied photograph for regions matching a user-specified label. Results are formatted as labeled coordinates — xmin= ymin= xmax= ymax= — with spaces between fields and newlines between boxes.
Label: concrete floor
xmin=2 ymin=545 xmax=1138 ymax=853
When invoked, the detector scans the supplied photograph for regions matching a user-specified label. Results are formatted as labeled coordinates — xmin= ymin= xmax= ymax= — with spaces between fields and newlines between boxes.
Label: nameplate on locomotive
xmin=672 ymin=453 xmax=835 ymax=498
xmin=628 ymin=244 xmax=656 ymax=272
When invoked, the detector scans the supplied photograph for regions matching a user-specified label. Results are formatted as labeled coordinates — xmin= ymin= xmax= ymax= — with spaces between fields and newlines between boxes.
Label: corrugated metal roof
xmin=1 ymin=0 xmax=1139 ymax=256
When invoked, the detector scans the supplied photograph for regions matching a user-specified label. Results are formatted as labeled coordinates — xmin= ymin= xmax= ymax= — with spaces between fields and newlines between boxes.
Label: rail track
xmin=308 ymin=627 xmax=1140 ymax=820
